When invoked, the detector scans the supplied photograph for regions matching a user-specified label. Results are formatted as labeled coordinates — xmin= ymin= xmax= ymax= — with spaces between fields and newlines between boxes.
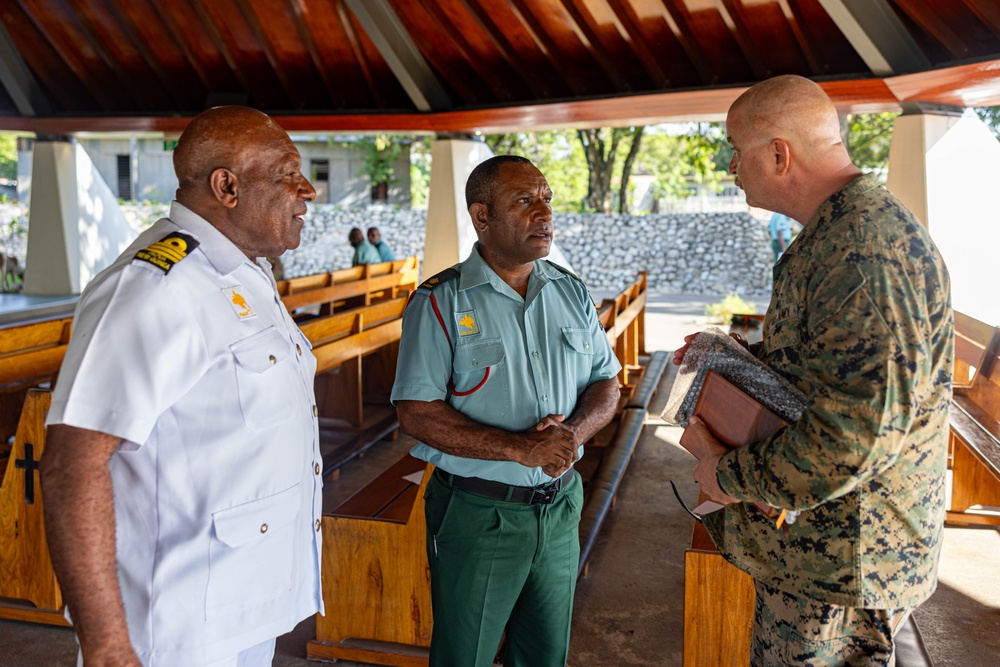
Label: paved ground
xmin=2 ymin=294 xmax=998 ymax=666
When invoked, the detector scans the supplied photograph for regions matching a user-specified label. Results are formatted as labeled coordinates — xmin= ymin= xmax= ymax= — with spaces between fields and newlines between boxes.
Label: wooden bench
xmin=309 ymin=455 xmax=434 ymax=666
xmin=0 ymin=389 xmax=70 ymax=626
xmin=303 ymin=297 xmax=407 ymax=475
xmin=598 ymin=272 xmax=647 ymax=390
xmin=947 ymin=316 xmax=1000 ymax=526
xmin=0 ymin=317 xmax=72 ymax=453
xmin=279 ymin=256 xmax=418 ymax=320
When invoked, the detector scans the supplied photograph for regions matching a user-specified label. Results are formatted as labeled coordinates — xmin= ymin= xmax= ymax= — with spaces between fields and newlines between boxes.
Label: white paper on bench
xmin=403 ymin=471 xmax=424 ymax=485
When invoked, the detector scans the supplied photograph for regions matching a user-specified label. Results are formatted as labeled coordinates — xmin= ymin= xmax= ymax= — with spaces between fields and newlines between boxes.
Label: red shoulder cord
xmin=428 ymin=293 xmax=490 ymax=396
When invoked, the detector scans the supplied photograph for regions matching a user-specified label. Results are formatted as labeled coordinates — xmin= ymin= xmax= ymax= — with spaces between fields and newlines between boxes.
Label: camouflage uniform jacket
xmin=703 ymin=174 xmax=954 ymax=608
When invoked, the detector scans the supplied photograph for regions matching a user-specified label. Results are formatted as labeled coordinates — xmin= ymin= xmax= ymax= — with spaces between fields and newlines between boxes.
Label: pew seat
xmin=947 ymin=319 xmax=1000 ymax=526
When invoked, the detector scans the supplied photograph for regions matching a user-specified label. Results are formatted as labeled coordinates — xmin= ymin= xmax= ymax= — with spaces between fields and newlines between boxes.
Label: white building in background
xmin=16 ymin=135 xmax=411 ymax=208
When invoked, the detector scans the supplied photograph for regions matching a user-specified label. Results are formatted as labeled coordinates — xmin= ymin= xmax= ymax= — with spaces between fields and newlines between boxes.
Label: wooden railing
xmin=279 ymin=256 xmax=419 ymax=318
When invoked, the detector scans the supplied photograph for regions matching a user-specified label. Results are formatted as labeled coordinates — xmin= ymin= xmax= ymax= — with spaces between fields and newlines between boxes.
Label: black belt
xmin=437 ymin=468 xmax=573 ymax=505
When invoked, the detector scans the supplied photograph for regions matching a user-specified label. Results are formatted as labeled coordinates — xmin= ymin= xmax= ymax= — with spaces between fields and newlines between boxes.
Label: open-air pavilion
xmin=0 ymin=2 xmax=999 ymax=666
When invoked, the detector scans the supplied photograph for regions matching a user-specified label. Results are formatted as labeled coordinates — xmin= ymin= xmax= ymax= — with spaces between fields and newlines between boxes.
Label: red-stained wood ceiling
xmin=0 ymin=0 xmax=999 ymax=134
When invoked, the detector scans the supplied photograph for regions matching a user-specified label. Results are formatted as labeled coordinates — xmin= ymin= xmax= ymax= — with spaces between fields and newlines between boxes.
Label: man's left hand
xmin=686 ymin=416 xmax=738 ymax=506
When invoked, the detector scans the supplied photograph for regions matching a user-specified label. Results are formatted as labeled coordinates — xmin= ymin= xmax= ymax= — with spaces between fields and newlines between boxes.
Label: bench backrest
xmin=298 ymin=298 xmax=408 ymax=347
xmin=280 ymin=257 xmax=419 ymax=313
xmin=967 ymin=326 xmax=1000 ymax=422
xmin=954 ymin=311 xmax=996 ymax=387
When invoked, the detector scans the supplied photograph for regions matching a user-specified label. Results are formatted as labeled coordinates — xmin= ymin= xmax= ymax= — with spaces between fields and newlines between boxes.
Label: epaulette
xmin=133 ymin=232 xmax=200 ymax=275
xmin=418 ymin=266 xmax=460 ymax=291
xmin=545 ymin=260 xmax=583 ymax=283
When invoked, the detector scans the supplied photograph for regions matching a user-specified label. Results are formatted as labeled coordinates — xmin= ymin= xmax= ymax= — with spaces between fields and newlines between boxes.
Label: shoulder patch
xmin=133 ymin=232 xmax=199 ymax=275
xmin=418 ymin=266 xmax=460 ymax=291
xmin=545 ymin=260 xmax=583 ymax=282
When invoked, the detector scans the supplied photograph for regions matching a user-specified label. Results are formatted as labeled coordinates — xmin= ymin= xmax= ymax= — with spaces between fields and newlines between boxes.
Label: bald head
xmin=728 ymin=75 xmax=845 ymax=162
xmin=174 ymin=106 xmax=289 ymax=195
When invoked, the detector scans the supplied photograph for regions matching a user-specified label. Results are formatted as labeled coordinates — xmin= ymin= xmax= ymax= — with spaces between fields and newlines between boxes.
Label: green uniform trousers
xmin=423 ymin=469 xmax=583 ymax=667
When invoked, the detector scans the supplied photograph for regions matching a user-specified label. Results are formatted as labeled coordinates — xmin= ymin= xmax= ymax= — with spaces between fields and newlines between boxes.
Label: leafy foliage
xmin=975 ymin=107 xmax=1000 ymax=139
xmin=705 ymin=292 xmax=757 ymax=325
xmin=0 ymin=135 xmax=17 ymax=182
xmin=635 ymin=123 xmax=728 ymax=212
xmin=352 ymin=135 xmax=407 ymax=186
xmin=486 ymin=131 xmax=590 ymax=212
xmin=576 ymin=126 xmax=645 ymax=214
xmin=843 ymin=113 xmax=897 ymax=173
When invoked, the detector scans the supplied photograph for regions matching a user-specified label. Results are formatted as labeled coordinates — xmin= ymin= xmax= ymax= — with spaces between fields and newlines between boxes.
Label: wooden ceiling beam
xmin=775 ymin=0 xmax=823 ymax=75
xmin=235 ymin=0 xmax=308 ymax=109
xmin=556 ymin=0 xmax=634 ymax=93
xmin=657 ymin=0 xmax=720 ymax=85
xmin=818 ymin=0 xmax=931 ymax=76
xmin=284 ymin=0 xmax=344 ymax=109
xmin=334 ymin=0 xmax=384 ymax=109
xmin=344 ymin=0 xmax=452 ymax=112
xmin=5 ymin=59 xmax=1000 ymax=135
xmin=605 ymin=0 xmax=672 ymax=88
xmin=0 ymin=17 xmax=51 ymax=116
xmin=717 ymin=0 xmax=770 ymax=79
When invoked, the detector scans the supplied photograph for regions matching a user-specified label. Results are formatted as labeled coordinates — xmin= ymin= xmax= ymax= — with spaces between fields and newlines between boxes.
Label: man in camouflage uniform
xmin=677 ymin=75 xmax=953 ymax=666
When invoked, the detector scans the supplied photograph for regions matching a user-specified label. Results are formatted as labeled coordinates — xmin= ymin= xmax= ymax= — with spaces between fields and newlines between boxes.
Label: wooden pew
xmin=947 ymin=318 xmax=1000 ymax=526
xmin=302 ymin=298 xmax=408 ymax=475
xmin=0 ymin=317 xmax=72 ymax=449
xmin=309 ymin=455 xmax=433 ymax=666
xmin=598 ymin=271 xmax=647 ymax=392
xmin=0 ymin=390 xmax=70 ymax=626
xmin=280 ymin=256 xmax=418 ymax=319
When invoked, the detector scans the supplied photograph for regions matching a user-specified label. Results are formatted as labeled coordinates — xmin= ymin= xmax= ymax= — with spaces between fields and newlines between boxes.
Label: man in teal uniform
xmin=392 ymin=155 xmax=621 ymax=667
xmin=349 ymin=226 xmax=381 ymax=265
xmin=677 ymin=75 xmax=953 ymax=666
xmin=367 ymin=226 xmax=396 ymax=261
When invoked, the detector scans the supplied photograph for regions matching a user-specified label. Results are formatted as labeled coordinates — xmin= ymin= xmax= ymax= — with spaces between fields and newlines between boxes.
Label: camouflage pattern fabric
xmin=703 ymin=174 xmax=954 ymax=609
xmin=751 ymin=581 xmax=907 ymax=667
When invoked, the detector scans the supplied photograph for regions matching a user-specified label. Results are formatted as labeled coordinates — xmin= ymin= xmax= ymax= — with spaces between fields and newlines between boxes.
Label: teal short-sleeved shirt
xmin=352 ymin=239 xmax=382 ymax=265
xmin=391 ymin=244 xmax=621 ymax=486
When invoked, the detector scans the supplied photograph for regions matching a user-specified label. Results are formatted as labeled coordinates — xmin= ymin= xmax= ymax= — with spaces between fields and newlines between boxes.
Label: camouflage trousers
xmin=751 ymin=581 xmax=910 ymax=667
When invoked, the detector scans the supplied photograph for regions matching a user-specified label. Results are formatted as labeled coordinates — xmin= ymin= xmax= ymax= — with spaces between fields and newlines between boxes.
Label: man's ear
xmin=772 ymin=138 xmax=791 ymax=176
xmin=210 ymin=168 xmax=239 ymax=209
xmin=469 ymin=202 xmax=490 ymax=233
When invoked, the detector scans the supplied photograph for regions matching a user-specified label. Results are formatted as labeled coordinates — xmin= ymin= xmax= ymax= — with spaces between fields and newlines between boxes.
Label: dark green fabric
xmin=424 ymin=470 xmax=583 ymax=667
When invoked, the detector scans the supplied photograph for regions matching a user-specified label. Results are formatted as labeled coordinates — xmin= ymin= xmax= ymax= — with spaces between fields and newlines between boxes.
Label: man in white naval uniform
xmin=41 ymin=106 xmax=324 ymax=667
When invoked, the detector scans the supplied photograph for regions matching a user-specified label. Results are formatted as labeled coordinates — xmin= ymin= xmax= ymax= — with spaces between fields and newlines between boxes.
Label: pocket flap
xmin=212 ymin=484 xmax=301 ymax=547
xmin=230 ymin=326 xmax=291 ymax=373
xmin=561 ymin=327 xmax=594 ymax=354
xmin=453 ymin=339 xmax=506 ymax=373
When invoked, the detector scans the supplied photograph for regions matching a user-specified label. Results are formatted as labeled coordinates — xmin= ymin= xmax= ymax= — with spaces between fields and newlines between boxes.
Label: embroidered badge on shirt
xmin=133 ymin=232 xmax=199 ymax=274
xmin=455 ymin=310 xmax=480 ymax=337
xmin=224 ymin=286 xmax=256 ymax=319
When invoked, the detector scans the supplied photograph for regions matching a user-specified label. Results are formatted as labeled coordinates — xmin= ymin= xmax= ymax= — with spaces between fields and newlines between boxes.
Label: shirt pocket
xmin=206 ymin=483 xmax=300 ymax=619
xmin=764 ymin=314 xmax=802 ymax=356
xmin=451 ymin=338 xmax=509 ymax=417
xmin=230 ymin=326 xmax=301 ymax=431
xmin=561 ymin=327 xmax=596 ymax=389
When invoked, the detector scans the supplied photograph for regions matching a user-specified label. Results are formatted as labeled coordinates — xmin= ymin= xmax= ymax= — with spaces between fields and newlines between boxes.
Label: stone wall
xmin=0 ymin=204 xmax=774 ymax=297
xmin=283 ymin=207 xmax=773 ymax=297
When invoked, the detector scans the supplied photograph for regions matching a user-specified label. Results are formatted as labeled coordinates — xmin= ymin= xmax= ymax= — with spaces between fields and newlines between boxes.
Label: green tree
xmin=348 ymin=135 xmax=408 ymax=201
xmin=409 ymin=136 xmax=433 ymax=209
xmin=975 ymin=107 xmax=1000 ymax=139
xmin=576 ymin=126 xmax=645 ymax=214
xmin=485 ymin=131 xmax=589 ymax=212
xmin=0 ymin=135 xmax=17 ymax=182
xmin=842 ymin=113 xmax=897 ymax=172
xmin=634 ymin=123 xmax=728 ymax=212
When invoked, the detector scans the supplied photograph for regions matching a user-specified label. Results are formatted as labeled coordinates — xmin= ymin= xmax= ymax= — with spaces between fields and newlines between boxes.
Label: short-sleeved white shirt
xmin=47 ymin=203 xmax=323 ymax=666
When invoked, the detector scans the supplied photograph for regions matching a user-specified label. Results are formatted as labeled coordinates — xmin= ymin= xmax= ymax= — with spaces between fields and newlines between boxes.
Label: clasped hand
xmin=519 ymin=414 xmax=577 ymax=477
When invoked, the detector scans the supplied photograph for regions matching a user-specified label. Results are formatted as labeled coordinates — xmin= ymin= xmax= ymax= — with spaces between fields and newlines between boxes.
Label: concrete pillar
xmin=886 ymin=104 xmax=1000 ymax=324
xmin=24 ymin=137 xmax=137 ymax=295
xmin=423 ymin=135 xmax=494 ymax=279
xmin=423 ymin=136 xmax=576 ymax=280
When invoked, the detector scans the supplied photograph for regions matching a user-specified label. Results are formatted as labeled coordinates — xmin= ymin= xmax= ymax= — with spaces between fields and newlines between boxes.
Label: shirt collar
xmin=458 ymin=243 xmax=568 ymax=298
xmin=167 ymin=201 xmax=257 ymax=276
xmin=786 ymin=173 xmax=879 ymax=256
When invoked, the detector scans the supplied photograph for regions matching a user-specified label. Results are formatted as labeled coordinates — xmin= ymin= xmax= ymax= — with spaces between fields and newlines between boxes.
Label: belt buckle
xmin=529 ymin=486 xmax=558 ymax=505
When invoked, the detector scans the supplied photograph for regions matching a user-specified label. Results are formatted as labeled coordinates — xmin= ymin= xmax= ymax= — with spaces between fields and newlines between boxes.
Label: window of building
xmin=117 ymin=154 xmax=132 ymax=200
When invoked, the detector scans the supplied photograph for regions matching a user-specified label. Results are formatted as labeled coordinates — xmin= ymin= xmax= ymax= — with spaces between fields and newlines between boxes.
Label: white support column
xmin=423 ymin=135 xmax=494 ymax=279
xmin=886 ymin=104 xmax=1000 ymax=324
xmin=24 ymin=137 xmax=138 ymax=295
xmin=423 ymin=137 xmax=576 ymax=280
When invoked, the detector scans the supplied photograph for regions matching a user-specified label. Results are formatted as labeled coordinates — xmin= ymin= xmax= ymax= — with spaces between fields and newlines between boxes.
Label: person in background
xmin=367 ymin=226 xmax=396 ymax=262
xmin=391 ymin=155 xmax=621 ymax=667
xmin=41 ymin=106 xmax=324 ymax=667
xmin=768 ymin=210 xmax=792 ymax=261
xmin=349 ymin=226 xmax=381 ymax=265
xmin=677 ymin=75 xmax=953 ymax=666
